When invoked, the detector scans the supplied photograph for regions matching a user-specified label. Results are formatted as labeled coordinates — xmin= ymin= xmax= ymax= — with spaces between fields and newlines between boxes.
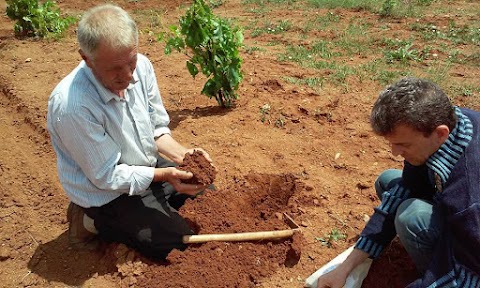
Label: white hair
xmin=77 ymin=4 xmax=138 ymax=59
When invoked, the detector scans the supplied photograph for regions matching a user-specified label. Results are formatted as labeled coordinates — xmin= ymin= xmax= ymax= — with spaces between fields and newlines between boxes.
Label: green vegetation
xmin=259 ymin=103 xmax=271 ymax=122
xmin=309 ymin=0 xmax=436 ymax=17
xmin=242 ymin=0 xmax=301 ymax=14
xmin=6 ymin=0 xmax=75 ymax=38
xmin=250 ymin=19 xmax=292 ymax=38
xmin=243 ymin=44 xmax=266 ymax=54
xmin=308 ymin=0 xmax=377 ymax=11
xmin=411 ymin=21 xmax=480 ymax=45
xmin=163 ymin=0 xmax=244 ymax=107
xmin=231 ymin=0 xmax=478 ymax=99
xmin=379 ymin=0 xmax=396 ymax=17
xmin=242 ymin=0 xmax=298 ymax=5
xmin=275 ymin=116 xmax=286 ymax=128
xmin=383 ymin=40 xmax=422 ymax=64
xmin=208 ymin=0 xmax=225 ymax=8
xmin=132 ymin=9 xmax=165 ymax=33
xmin=316 ymin=229 xmax=347 ymax=248
xmin=135 ymin=0 xmax=479 ymax=109
xmin=283 ymin=76 xmax=324 ymax=90
xmin=451 ymin=85 xmax=480 ymax=98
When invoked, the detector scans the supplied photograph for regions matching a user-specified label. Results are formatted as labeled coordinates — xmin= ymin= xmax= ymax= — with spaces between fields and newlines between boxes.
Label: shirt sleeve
xmin=355 ymin=184 xmax=411 ymax=258
xmin=53 ymin=107 xmax=154 ymax=195
xmin=142 ymin=55 xmax=171 ymax=138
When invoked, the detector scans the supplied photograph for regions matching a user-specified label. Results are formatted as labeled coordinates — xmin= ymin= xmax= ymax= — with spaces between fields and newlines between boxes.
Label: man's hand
xmin=183 ymin=148 xmax=217 ymax=175
xmin=184 ymin=148 xmax=213 ymax=163
xmin=314 ymin=248 xmax=370 ymax=288
xmin=315 ymin=266 xmax=349 ymax=288
xmin=153 ymin=167 xmax=207 ymax=196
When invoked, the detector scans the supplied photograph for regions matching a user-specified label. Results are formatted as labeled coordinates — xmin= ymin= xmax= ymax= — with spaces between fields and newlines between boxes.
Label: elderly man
xmin=315 ymin=77 xmax=479 ymax=287
xmin=47 ymin=4 xmax=212 ymax=259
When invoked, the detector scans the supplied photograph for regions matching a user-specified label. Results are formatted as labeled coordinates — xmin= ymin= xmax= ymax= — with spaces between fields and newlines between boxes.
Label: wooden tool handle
xmin=183 ymin=229 xmax=295 ymax=244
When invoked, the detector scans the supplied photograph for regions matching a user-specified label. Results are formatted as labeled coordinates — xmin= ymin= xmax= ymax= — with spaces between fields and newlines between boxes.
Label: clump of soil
xmin=362 ymin=238 xmax=419 ymax=288
xmin=179 ymin=150 xmax=217 ymax=185
xmin=112 ymin=173 xmax=305 ymax=288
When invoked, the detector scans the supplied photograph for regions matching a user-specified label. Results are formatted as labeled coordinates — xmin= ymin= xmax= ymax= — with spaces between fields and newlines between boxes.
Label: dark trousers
xmin=84 ymin=158 xmax=194 ymax=260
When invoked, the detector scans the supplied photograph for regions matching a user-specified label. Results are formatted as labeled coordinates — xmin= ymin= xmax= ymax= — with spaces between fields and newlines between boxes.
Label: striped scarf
xmin=426 ymin=107 xmax=473 ymax=185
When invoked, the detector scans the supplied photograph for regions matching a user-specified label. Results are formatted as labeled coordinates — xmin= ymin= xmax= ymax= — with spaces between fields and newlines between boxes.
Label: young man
xmin=47 ymin=4 xmax=212 ymax=259
xmin=315 ymin=77 xmax=479 ymax=287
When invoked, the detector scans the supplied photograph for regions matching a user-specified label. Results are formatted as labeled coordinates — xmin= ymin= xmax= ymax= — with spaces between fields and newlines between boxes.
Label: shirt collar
xmin=426 ymin=107 xmax=474 ymax=184
xmin=81 ymin=60 xmax=139 ymax=104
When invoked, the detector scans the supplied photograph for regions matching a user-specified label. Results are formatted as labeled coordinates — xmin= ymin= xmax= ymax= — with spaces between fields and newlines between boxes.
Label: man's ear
xmin=79 ymin=49 xmax=93 ymax=68
xmin=434 ymin=125 xmax=450 ymax=145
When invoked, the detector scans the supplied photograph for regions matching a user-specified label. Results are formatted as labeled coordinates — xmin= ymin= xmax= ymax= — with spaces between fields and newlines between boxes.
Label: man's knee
xmin=136 ymin=227 xmax=189 ymax=259
xmin=394 ymin=198 xmax=437 ymax=241
xmin=374 ymin=169 xmax=402 ymax=199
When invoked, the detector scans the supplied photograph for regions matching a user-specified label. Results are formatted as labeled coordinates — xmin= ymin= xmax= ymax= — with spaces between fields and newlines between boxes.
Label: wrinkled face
xmin=384 ymin=124 xmax=448 ymax=166
xmin=82 ymin=41 xmax=137 ymax=94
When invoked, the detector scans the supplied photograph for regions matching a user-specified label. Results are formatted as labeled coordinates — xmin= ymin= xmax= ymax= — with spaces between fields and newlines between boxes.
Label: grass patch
xmin=411 ymin=21 xmax=480 ymax=45
xmin=283 ymin=76 xmax=325 ymax=89
xmin=239 ymin=0 xmax=478 ymax=91
xmin=383 ymin=41 xmax=422 ymax=64
xmin=250 ymin=20 xmax=293 ymax=37
xmin=308 ymin=0 xmax=377 ymax=11
xmin=315 ymin=229 xmax=347 ymax=248
xmin=243 ymin=0 xmax=298 ymax=4
xmin=308 ymin=0 xmax=436 ymax=17
xmin=243 ymin=45 xmax=267 ymax=54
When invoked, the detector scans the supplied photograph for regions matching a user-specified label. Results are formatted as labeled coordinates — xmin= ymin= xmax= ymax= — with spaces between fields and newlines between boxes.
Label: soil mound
xmin=114 ymin=173 xmax=305 ymax=288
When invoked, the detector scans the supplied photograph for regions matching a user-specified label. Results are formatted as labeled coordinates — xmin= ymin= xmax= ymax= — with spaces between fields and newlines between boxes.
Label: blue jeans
xmin=375 ymin=169 xmax=443 ymax=273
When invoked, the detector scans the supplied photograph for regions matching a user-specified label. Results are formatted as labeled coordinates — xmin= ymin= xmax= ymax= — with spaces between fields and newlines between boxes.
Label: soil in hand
xmin=179 ymin=150 xmax=217 ymax=185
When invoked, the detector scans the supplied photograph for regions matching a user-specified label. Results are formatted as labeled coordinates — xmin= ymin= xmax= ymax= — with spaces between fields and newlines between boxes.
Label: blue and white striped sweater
xmin=356 ymin=183 xmax=410 ymax=258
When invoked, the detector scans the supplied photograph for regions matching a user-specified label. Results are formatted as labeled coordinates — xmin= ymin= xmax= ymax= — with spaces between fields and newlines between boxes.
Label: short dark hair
xmin=370 ymin=77 xmax=457 ymax=136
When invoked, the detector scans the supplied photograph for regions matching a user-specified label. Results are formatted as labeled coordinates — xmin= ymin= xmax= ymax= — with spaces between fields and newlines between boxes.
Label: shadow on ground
xmin=28 ymin=231 xmax=118 ymax=286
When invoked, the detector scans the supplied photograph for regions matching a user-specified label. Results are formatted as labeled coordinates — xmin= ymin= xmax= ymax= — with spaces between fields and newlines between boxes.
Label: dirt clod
xmin=178 ymin=150 xmax=217 ymax=185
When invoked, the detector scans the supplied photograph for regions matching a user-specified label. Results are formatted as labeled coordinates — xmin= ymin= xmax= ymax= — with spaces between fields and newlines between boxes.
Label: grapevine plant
xmin=6 ymin=0 xmax=75 ymax=38
xmin=164 ymin=0 xmax=243 ymax=107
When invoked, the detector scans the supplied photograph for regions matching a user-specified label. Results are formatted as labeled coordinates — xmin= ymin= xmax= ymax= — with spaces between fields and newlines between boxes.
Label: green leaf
xmin=6 ymin=0 xmax=75 ymax=38
xmin=160 ymin=0 xmax=243 ymax=107
xmin=186 ymin=61 xmax=199 ymax=78
xmin=201 ymin=78 xmax=217 ymax=97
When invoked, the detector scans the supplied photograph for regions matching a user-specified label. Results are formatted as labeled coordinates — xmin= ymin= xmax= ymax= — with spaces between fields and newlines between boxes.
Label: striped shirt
xmin=47 ymin=54 xmax=170 ymax=208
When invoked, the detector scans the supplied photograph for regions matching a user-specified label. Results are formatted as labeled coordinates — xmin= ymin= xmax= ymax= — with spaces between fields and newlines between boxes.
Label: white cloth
xmin=305 ymin=246 xmax=373 ymax=288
